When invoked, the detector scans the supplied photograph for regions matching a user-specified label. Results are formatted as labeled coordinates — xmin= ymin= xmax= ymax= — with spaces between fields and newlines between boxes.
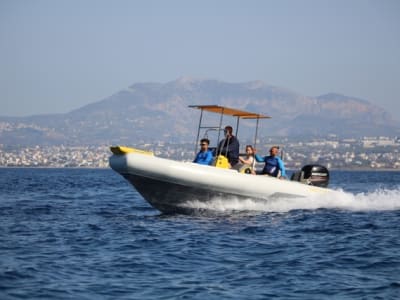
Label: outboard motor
xmin=291 ymin=164 xmax=330 ymax=188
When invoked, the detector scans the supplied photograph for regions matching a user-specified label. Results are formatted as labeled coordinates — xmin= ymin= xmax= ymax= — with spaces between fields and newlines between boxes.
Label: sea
xmin=0 ymin=168 xmax=399 ymax=300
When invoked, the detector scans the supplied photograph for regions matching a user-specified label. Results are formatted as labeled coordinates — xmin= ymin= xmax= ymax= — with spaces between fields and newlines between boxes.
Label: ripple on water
xmin=0 ymin=169 xmax=399 ymax=299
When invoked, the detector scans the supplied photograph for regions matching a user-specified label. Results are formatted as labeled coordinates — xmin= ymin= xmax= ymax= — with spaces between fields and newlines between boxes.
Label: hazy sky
xmin=1 ymin=0 xmax=399 ymax=117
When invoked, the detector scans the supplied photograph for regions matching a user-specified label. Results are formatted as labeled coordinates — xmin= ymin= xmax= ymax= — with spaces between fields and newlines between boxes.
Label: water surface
xmin=1 ymin=168 xmax=399 ymax=299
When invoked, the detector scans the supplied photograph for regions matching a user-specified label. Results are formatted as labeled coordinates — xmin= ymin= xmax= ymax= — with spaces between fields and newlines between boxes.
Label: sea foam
xmin=183 ymin=188 xmax=400 ymax=213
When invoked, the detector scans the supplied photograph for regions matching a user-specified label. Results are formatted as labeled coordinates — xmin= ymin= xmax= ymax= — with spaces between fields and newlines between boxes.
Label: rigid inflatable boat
xmin=109 ymin=105 xmax=333 ymax=214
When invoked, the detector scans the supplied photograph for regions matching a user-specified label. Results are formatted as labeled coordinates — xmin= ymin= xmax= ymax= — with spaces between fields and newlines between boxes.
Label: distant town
xmin=1 ymin=135 xmax=399 ymax=170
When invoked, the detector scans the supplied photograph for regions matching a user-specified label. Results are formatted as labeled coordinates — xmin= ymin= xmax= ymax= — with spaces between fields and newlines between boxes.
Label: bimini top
xmin=189 ymin=105 xmax=271 ymax=119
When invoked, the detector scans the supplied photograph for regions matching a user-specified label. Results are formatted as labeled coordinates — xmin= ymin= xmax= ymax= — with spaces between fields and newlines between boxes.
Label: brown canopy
xmin=189 ymin=105 xmax=271 ymax=119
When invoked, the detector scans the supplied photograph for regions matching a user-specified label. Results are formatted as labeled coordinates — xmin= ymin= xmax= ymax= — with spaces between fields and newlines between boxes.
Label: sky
xmin=1 ymin=0 xmax=399 ymax=117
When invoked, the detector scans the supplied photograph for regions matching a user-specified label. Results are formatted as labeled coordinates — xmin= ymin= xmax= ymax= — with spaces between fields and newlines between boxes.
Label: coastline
xmin=1 ymin=166 xmax=399 ymax=172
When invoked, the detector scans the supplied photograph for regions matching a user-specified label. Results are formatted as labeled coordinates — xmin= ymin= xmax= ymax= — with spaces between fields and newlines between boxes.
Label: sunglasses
xmin=200 ymin=143 xmax=207 ymax=146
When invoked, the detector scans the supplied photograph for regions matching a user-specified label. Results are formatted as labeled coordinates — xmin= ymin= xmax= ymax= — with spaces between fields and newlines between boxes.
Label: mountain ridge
xmin=0 ymin=78 xmax=399 ymax=146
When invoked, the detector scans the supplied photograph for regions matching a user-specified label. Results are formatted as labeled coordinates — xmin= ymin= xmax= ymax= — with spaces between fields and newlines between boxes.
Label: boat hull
xmin=109 ymin=152 xmax=333 ymax=214
xmin=120 ymin=173 xmax=256 ymax=214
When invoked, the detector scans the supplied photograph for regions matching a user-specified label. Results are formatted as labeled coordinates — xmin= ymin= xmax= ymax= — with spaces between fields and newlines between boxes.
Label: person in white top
xmin=239 ymin=145 xmax=255 ymax=166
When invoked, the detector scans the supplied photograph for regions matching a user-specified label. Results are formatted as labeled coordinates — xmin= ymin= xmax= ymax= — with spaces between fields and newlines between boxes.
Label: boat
xmin=109 ymin=105 xmax=332 ymax=214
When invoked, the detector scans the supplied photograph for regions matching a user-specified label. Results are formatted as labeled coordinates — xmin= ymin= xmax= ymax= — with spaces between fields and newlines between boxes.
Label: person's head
xmin=224 ymin=126 xmax=233 ymax=137
xmin=269 ymin=146 xmax=279 ymax=156
xmin=200 ymin=138 xmax=210 ymax=150
xmin=245 ymin=145 xmax=254 ymax=155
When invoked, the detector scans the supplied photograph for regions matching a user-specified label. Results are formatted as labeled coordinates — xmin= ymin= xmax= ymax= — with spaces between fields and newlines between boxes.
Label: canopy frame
xmin=189 ymin=105 xmax=271 ymax=155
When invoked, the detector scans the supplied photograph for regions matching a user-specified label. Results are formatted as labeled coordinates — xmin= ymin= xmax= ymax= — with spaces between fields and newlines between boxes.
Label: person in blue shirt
xmin=193 ymin=138 xmax=213 ymax=165
xmin=254 ymin=146 xmax=286 ymax=179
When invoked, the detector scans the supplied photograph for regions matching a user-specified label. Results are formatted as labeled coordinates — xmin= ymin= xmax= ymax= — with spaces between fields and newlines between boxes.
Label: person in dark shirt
xmin=216 ymin=126 xmax=240 ymax=167
xmin=193 ymin=138 xmax=213 ymax=165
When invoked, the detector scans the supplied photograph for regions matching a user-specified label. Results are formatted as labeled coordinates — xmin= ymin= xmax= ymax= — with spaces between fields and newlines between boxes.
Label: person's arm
xmin=239 ymin=156 xmax=248 ymax=164
xmin=277 ymin=157 xmax=286 ymax=178
xmin=205 ymin=151 xmax=213 ymax=165
xmin=254 ymin=154 xmax=264 ymax=163
xmin=230 ymin=138 xmax=240 ymax=160
xmin=240 ymin=156 xmax=254 ymax=165
xmin=193 ymin=152 xmax=200 ymax=163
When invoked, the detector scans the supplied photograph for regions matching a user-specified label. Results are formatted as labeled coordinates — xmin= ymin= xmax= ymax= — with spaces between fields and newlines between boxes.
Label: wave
xmin=182 ymin=188 xmax=400 ymax=213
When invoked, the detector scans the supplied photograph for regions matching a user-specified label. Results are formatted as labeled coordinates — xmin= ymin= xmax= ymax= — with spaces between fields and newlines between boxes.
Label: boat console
xmin=290 ymin=164 xmax=330 ymax=187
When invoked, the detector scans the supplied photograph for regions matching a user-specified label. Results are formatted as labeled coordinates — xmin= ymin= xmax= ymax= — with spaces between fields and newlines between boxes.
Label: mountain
xmin=1 ymin=78 xmax=399 ymax=146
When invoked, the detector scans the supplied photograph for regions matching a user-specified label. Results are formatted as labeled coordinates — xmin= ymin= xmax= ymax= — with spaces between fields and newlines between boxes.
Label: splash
xmin=182 ymin=188 xmax=400 ymax=213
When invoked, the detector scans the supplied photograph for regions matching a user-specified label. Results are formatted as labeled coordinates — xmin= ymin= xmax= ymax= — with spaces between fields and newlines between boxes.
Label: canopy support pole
xmin=194 ymin=108 xmax=204 ymax=155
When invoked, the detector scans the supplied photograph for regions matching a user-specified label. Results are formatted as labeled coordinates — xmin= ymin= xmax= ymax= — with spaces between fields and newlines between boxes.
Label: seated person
xmin=254 ymin=146 xmax=286 ymax=179
xmin=216 ymin=126 xmax=240 ymax=167
xmin=193 ymin=138 xmax=213 ymax=165
xmin=239 ymin=145 xmax=255 ymax=166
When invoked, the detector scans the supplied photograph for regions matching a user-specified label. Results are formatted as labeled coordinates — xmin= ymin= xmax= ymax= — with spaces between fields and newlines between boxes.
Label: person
xmin=239 ymin=145 xmax=255 ymax=166
xmin=216 ymin=125 xmax=240 ymax=167
xmin=254 ymin=146 xmax=286 ymax=179
xmin=193 ymin=138 xmax=213 ymax=165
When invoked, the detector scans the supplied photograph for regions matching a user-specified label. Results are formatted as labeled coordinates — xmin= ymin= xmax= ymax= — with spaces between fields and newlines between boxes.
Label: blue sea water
xmin=1 ymin=168 xmax=400 ymax=299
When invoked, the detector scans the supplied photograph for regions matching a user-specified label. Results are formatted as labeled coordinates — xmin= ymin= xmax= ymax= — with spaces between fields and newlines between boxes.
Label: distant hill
xmin=1 ymin=78 xmax=399 ymax=146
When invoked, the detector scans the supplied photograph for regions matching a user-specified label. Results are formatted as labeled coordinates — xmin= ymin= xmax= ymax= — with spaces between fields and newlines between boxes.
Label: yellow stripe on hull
xmin=110 ymin=146 xmax=154 ymax=156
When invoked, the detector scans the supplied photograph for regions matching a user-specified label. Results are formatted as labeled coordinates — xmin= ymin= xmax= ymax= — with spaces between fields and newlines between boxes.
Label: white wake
xmin=182 ymin=188 xmax=400 ymax=213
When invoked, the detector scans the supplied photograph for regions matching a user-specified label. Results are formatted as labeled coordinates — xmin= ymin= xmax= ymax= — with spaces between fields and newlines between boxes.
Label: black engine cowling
xmin=290 ymin=164 xmax=330 ymax=188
